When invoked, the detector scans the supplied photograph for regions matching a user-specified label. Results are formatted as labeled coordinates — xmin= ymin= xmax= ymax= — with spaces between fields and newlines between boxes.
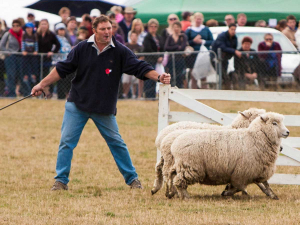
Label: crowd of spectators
xmin=0 ymin=7 xmax=299 ymax=98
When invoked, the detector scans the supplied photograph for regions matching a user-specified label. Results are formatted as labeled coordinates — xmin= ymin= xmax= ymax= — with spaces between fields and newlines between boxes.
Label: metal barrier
xmin=0 ymin=50 xmax=298 ymax=99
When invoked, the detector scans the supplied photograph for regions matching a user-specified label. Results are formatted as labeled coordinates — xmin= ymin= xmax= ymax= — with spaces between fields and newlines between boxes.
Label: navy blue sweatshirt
xmin=56 ymin=36 xmax=154 ymax=114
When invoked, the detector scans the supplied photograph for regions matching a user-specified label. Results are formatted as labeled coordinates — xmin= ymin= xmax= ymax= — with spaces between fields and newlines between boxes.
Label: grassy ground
xmin=0 ymin=98 xmax=299 ymax=224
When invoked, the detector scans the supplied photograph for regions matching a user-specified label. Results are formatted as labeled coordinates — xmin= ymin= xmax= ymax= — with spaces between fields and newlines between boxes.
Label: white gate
xmin=157 ymin=84 xmax=300 ymax=185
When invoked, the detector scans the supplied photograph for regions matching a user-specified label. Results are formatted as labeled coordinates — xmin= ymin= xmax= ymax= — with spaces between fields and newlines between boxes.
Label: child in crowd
xmin=21 ymin=22 xmax=38 ymax=95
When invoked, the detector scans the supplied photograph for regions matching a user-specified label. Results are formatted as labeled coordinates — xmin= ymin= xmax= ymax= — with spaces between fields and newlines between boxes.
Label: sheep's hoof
xmin=151 ymin=189 xmax=157 ymax=195
xmin=221 ymin=191 xmax=232 ymax=196
xmin=271 ymin=195 xmax=279 ymax=200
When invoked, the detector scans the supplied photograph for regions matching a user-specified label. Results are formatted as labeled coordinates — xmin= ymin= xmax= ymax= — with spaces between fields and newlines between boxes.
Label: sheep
xmin=151 ymin=108 xmax=266 ymax=196
xmin=169 ymin=112 xmax=289 ymax=200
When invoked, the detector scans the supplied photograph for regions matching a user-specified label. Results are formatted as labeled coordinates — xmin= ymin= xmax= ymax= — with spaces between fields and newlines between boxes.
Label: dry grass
xmin=0 ymin=98 xmax=300 ymax=225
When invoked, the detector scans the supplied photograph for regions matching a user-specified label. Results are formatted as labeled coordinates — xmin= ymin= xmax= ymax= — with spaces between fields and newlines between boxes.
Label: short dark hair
xmin=228 ymin=23 xmax=237 ymax=28
xmin=12 ymin=19 xmax=21 ymax=26
xmin=242 ymin=36 xmax=253 ymax=44
xmin=181 ymin=11 xmax=192 ymax=20
xmin=172 ymin=21 xmax=182 ymax=28
xmin=92 ymin=15 xmax=112 ymax=29
xmin=83 ymin=15 xmax=92 ymax=23
xmin=67 ymin=16 xmax=77 ymax=24
xmin=286 ymin=15 xmax=296 ymax=22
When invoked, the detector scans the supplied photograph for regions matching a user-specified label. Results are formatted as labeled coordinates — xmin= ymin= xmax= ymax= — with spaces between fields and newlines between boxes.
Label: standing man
xmin=237 ymin=13 xmax=247 ymax=26
xmin=224 ymin=14 xmax=235 ymax=26
xmin=212 ymin=23 xmax=241 ymax=89
xmin=118 ymin=7 xmax=136 ymax=43
xmin=31 ymin=16 xmax=171 ymax=191
xmin=282 ymin=15 xmax=298 ymax=48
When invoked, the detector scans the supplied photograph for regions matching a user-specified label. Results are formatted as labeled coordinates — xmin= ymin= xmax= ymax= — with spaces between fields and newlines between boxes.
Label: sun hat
xmin=124 ymin=6 xmax=136 ymax=14
xmin=90 ymin=8 xmax=101 ymax=17
xmin=25 ymin=22 xmax=35 ymax=28
xmin=55 ymin=22 xmax=66 ymax=31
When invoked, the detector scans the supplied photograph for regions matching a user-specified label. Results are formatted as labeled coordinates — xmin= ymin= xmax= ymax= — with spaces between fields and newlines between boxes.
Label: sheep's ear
xmin=260 ymin=114 xmax=269 ymax=123
xmin=239 ymin=111 xmax=249 ymax=119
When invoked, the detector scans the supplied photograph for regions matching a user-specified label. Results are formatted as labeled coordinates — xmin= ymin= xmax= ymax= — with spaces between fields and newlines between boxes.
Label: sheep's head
xmin=251 ymin=112 xmax=289 ymax=144
xmin=231 ymin=108 xmax=266 ymax=129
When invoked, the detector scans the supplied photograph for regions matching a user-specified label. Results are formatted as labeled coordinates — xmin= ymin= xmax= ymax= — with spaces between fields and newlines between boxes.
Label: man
xmin=224 ymin=14 xmax=235 ymax=26
xmin=212 ymin=23 xmax=241 ymax=89
xmin=31 ymin=16 xmax=171 ymax=191
xmin=282 ymin=15 xmax=298 ymax=48
xmin=54 ymin=7 xmax=71 ymax=28
xmin=237 ymin=13 xmax=247 ymax=26
xmin=90 ymin=8 xmax=101 ymax=23
xmin=118 ymin=6 xmax=136 ymax=43
xmin=25 ymin=12 xmax=39 ymax=30
xmin=81 ymin=15 xmax=93 ymax=38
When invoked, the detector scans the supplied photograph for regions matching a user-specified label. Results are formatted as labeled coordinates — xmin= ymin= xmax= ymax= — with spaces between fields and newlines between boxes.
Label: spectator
xmin=296 ymin=21 xmax=300 ymax=50
xmin=255 ymin=20 xmax=267 ymax=27
xmin=25 ymin=12 xmax=39 ymax=30
xmin=164 ymin=21 xmax=187 ymax=88
xmin=75 ymin=26 xmax=89 ymax=45
xmin=181 ymin=11 xmax=192 ymax=32
xmin=258 ymin=33 xmax=282 ymax=87
xmin=0 ymin=20 xmax=6 ymax=95
xmin=118 ymin=6 xmax=136 ymax=43
xmin=90 ymin=8 xmax=101 ymax=23
xmin=275 ymin=19 xmax=287 ymax=32
xmin=81 ymin=14 xmax=93 ymax=38
xmin=112 ymin=20 xmax=124 ymax=44
xmin=206 ymin=19 xmax=219 ymax=27
xmin=0 ymin=19 xmax=23 ymax=97
xmin=237 ymin=13 xmax=247 ymax=26
xmin=128 ymin=18 xmax=147 ymax=46
xmin=282 ymin=15 xmax=298 ymax=48
xmin=22 ymin=22 xmax=38 ymax=95
xmin=53 ymin=23 xmax=72 ymax=99
xmin=142 ymin=18 xmax=162 ymax=98
xmin=111 ymin=6 xmax=124 ymax=23
xmin=65 ymin=16 xmax=78 ymax=47
xmin=37 ymin=19 xmax=61 ymax=97
xmin=17 ymin=17 xmax=26 ymax=28
xmin=160 ymin=14 xmax=179 ymax=51
xmin=55 ymin=7 xmax=71 ymax=27
xmin=185 ymin=12 xmax=214 ymax=89
xmin=212 ymin=23 xmax=241 ymax=90
xmin=234 ymin=36 xmax=260 ymax=90
xmin=122 ymin=31 xmax=144 ymax=98
xmin=224 ymin=14 xmax=235 ymax=26
xmin=106 ymin=11 xmax=116 ymax=21
xmin=0 ymin=19 xmax=8 ymax=35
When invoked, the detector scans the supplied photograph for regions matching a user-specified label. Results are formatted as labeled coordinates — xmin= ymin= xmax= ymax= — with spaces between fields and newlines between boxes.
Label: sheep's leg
xmin=166 ymin=168 xmax=177 ymax=199
xmin=221 ymin=186 xmax=240 ymax=196
xmin=173 ymin=175 xmax=190 ymax=200
xmin=255 ymin=182 xmax=270 ymax=197
xmin=224 ymin=184 xmax=248 ymax=195
xmin=262 ymin=181 xmax=279 ymax=200
xmin=151 ymin=156 xmax=164 ymax=195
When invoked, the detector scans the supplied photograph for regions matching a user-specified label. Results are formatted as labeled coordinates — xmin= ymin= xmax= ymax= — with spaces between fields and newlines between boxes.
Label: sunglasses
xmin=265 ymin=38 xmax=273 ymax=41
xmin=169 ymin=18 xmax=177 ymax=21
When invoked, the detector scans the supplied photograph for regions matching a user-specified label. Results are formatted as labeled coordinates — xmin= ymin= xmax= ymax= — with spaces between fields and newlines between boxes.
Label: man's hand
xmin=22 ymin=51 xmax=28 ymax=56
xmin=31 ymin=83 xmax=45 ymax=97
xmin=235 ymin=50 xmax=242 ymax=58
xmin=47 ymin=52 xmax=53 ymax=57
xmin=159 ymin=73 xmax=171 ymax=84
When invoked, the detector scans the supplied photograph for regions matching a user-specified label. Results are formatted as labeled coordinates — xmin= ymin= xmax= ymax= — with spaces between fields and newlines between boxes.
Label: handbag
xmin=192 ymin=45 xmax=216 ymax=79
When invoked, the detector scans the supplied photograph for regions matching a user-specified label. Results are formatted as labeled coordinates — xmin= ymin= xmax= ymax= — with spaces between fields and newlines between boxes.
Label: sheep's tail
xmin=151 ymin=156 xmax=164 ymax=195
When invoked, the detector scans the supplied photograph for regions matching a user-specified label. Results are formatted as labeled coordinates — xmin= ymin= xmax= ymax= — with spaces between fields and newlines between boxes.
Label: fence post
xmin=217 ymin=48 xmax=222 ymax=90
xmin=172 ymin=53 xmax=176 ymax=87
xmin=157 ymin=84 xmax=170 ymax=162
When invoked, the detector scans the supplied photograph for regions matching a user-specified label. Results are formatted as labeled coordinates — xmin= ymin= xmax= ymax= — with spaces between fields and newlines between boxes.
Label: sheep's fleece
xmin=170 ymin=112 xmax=289 ymax=200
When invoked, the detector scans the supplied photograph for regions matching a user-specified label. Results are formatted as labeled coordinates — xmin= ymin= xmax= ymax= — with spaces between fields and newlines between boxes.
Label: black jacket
xmin=212 ymin=31 xmax=237 ymax=60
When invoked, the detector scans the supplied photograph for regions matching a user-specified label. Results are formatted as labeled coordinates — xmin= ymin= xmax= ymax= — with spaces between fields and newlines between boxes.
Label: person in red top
xmin=180 ymin=11 xmax=192 ymax=32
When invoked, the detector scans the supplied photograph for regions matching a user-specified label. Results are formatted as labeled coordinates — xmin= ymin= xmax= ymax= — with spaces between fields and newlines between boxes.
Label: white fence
xmin=157 ymin=84 xmax=300 ymax=185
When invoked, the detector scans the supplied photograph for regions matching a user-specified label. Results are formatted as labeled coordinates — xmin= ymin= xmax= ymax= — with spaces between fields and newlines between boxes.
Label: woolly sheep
xmin=169 ymin=112 xmax=289 ymax=200
xmin=152 ymin=108 xmax=266 ymax=196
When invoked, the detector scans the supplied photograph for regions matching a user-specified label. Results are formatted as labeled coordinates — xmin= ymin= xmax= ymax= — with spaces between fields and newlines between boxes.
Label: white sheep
xmin=169 ymin=112 xmax=289 ymax=200
xmin=152 ymin=108 xmax=266 ymax=196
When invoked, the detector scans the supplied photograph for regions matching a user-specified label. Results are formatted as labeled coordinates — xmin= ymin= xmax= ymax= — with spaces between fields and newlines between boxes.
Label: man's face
xmin=93 ymin=21 xmax=112 ymax=44
xmin=287 ymin=19 xmax=296 ymax=29
xmin=242 ymin=42 xmax=251 ymax=51
xmin=228 ymin=26 xmax=236 ymax=37
xmin=130 ymin=33 xmax=138 ymax=43
xmin=225 ymin=15 xmax=235 ymax=25
xmin=61 ymin=12 xmax=70 ymax=21
xmin=27 ymin=15 xmax=34 ymax=22
xmin=237 ymin=16 xmax=247 ymax=26
xmin=124 ymin=13 xmax=134 ymax=22
xmin=68 ymin=20 xmax=77 ymax=29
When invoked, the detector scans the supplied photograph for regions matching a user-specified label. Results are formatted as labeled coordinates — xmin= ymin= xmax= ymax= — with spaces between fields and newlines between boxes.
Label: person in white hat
xmin=118 ymin=6 xmax=136 ymax=43
xmin=90 ymin=8 xmax=101 ymax=22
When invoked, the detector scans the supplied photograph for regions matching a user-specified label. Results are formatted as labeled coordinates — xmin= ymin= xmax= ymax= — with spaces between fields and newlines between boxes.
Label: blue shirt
xmin=56 ymin=36 xmax=154 ymax=114
xmin=185 ymin=26 xmax=214 ymax=50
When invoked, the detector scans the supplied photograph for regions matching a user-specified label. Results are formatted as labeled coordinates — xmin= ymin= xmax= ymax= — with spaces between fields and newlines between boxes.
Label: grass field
xmin=0 ymin=98 xmax=300 ymax=224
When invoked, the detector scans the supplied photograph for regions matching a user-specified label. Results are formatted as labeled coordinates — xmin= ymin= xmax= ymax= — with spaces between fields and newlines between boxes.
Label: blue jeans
xmin=55 ymin=102 xmax=138 ymax=185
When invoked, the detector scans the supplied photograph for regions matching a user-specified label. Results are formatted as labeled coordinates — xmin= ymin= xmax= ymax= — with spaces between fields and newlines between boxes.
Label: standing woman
xmin=142 ymin=18 xmax=162 ymax=98
xmin=128 ymin=18 xmax=147 ymax=46
xmin=164 ymin=21 xmax=187 ymax=88
xmin=185 ymin=12 xmax=214 ymax=89
xmin=37 ymin=19 xmax=60 ymax=97
xmin=160 ymin=14 xmax=179 ymax=51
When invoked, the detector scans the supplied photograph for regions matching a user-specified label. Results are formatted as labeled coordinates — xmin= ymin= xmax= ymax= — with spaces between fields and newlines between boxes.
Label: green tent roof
xmin=131 ymin=0 xmax=300 ymax=25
